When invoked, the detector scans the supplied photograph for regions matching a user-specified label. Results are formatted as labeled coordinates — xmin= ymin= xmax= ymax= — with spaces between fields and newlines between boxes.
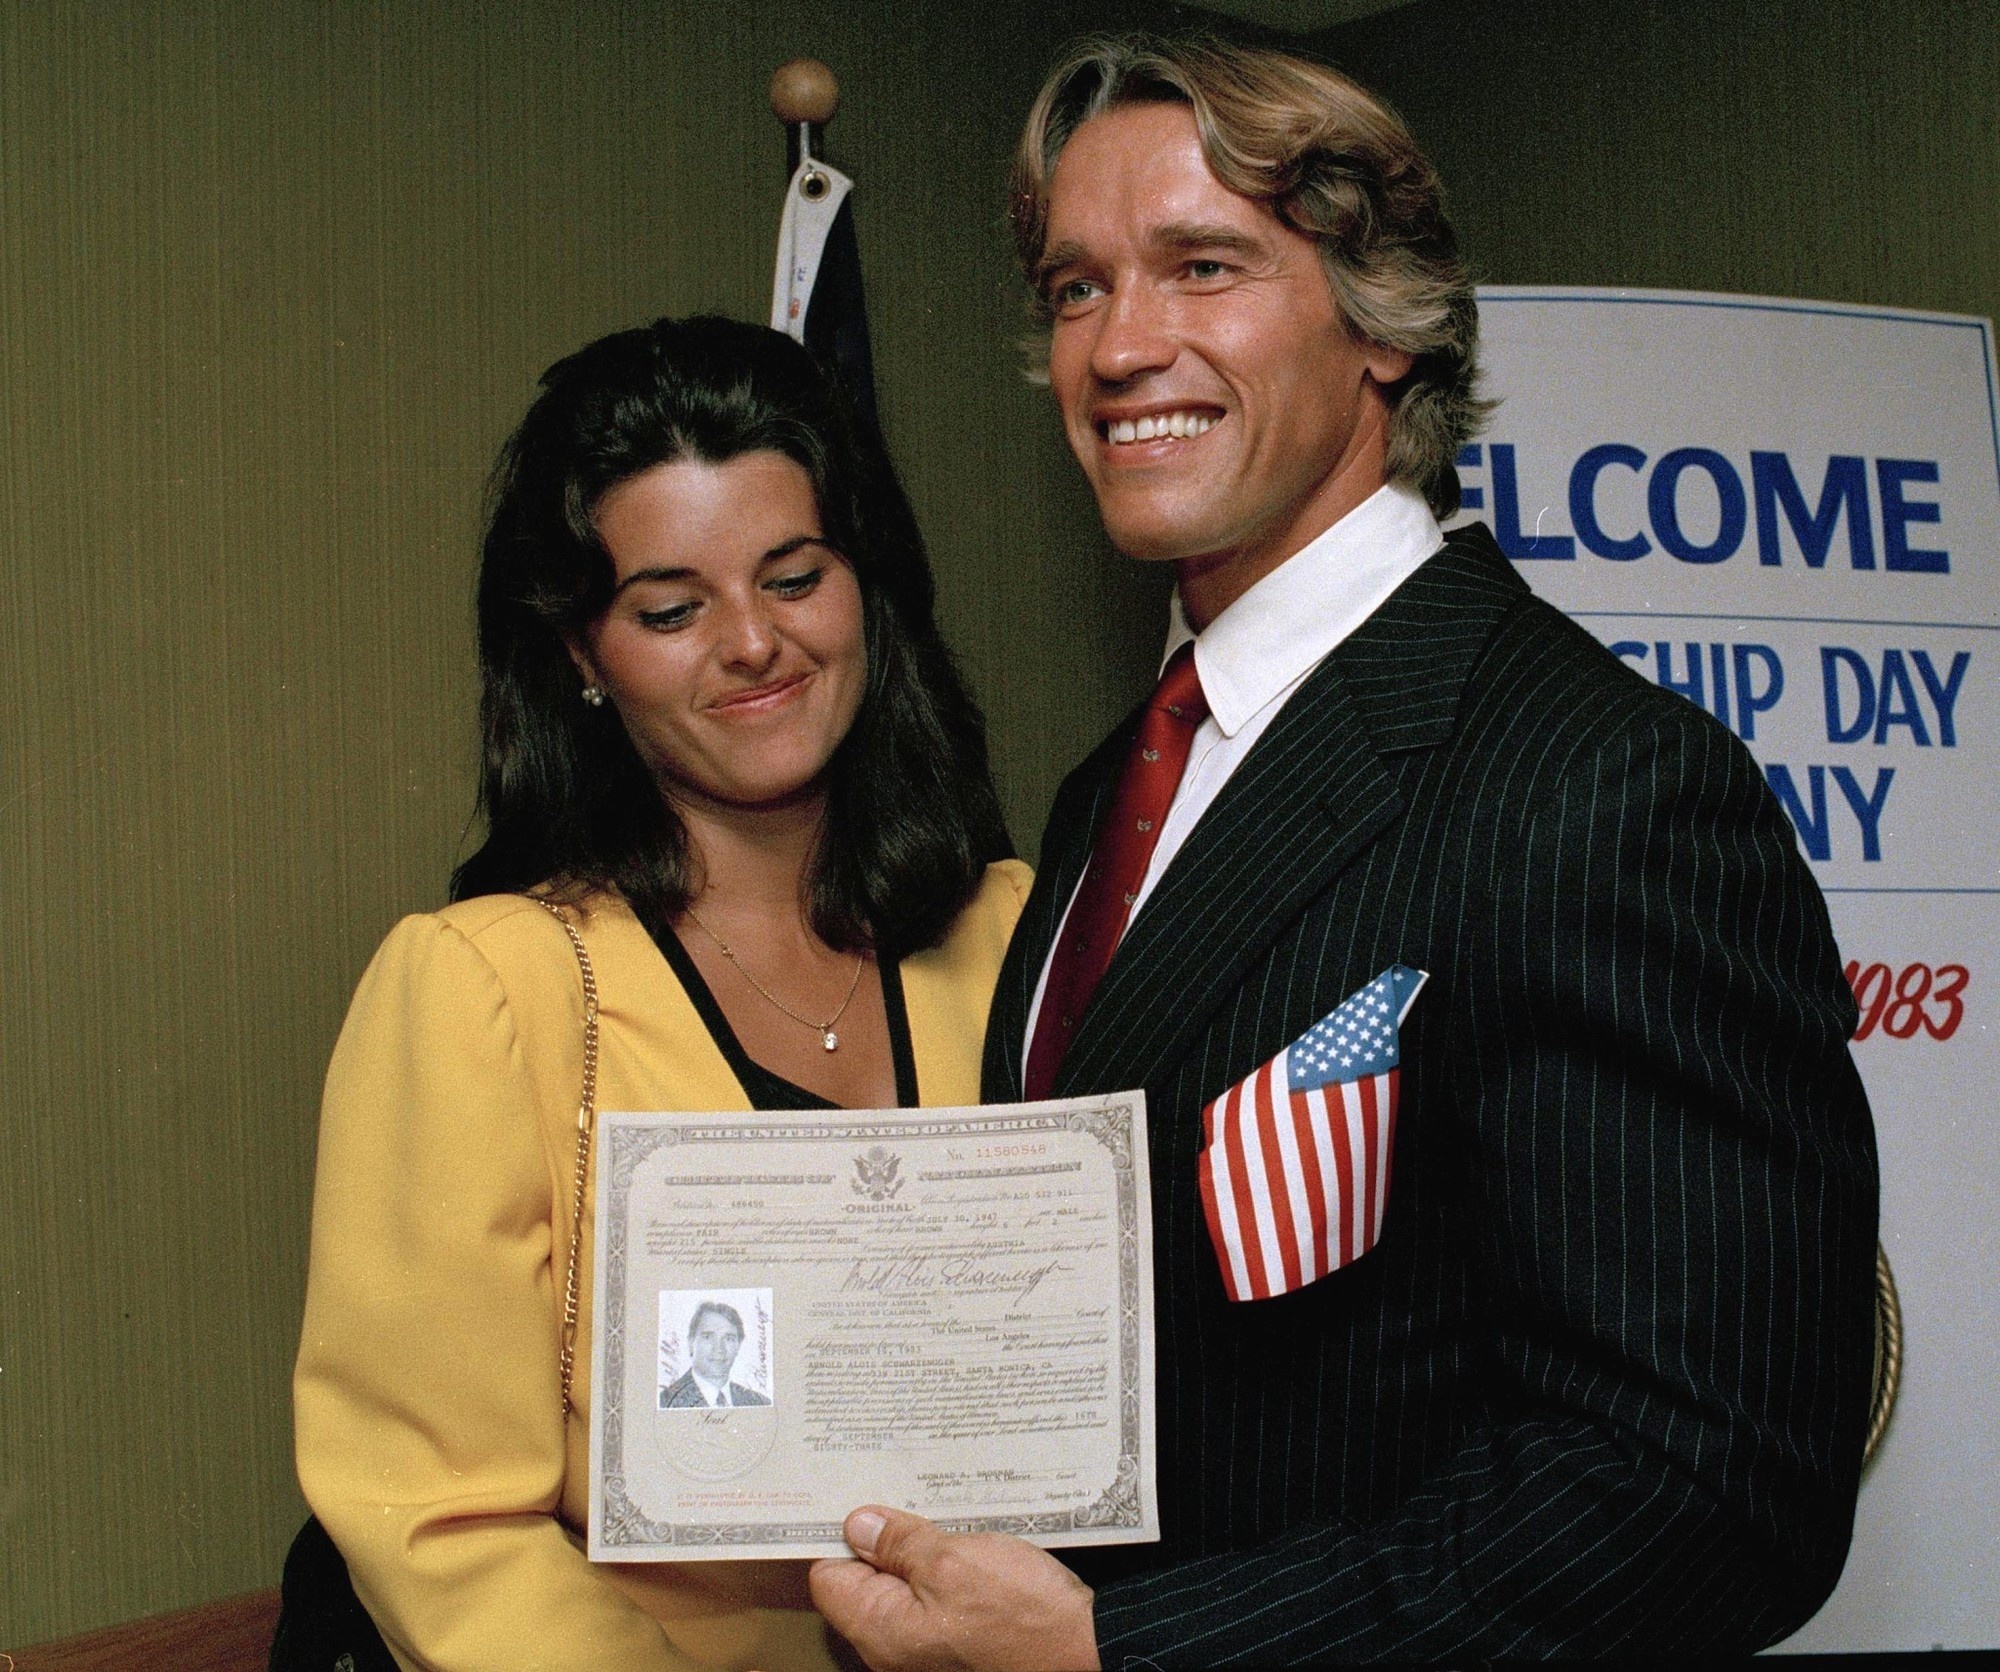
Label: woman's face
xmin=570 ymin=451 xmax=867 ymax=815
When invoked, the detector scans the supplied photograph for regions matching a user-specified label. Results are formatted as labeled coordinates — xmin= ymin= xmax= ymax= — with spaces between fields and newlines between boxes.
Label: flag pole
xmin=770 ymin=58 xmax=840 ymax=200
xmin=767 ymin=57 xmax=879 ymax=430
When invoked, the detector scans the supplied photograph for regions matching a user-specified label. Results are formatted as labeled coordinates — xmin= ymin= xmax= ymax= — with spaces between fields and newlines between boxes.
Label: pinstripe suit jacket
xmin=983 ymin=525 xmax=1878 ymax=1663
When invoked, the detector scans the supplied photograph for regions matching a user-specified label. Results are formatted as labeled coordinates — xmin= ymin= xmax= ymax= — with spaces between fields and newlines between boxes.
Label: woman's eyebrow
xmin=611 ymin=565 xmax=695 ymax=595
xmin=761 ymin=534 xmax=837 ymax=564
xmin=609 ymin=536 xmax=836 ymax=596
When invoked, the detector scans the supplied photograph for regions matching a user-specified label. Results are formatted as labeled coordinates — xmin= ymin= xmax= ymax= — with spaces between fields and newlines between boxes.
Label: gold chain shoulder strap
xmin=532 ymin=897 xmax=599 ymax=1418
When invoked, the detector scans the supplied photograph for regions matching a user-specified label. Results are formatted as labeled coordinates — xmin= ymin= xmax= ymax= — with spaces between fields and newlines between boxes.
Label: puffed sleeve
xmin=294 ymin=913 xmax=692 ymax=1672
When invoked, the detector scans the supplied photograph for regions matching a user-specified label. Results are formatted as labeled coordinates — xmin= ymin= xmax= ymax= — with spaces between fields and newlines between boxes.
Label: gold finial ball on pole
xmin=770 ymin=58 xmax=840 ymax=126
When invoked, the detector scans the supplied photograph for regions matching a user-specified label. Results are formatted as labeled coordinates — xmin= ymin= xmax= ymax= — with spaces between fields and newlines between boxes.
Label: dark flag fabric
xmin=1198 ymin=965 xmax=1428 ymax=1302
xmin=771 ymin=158 xmax=877 ymax=430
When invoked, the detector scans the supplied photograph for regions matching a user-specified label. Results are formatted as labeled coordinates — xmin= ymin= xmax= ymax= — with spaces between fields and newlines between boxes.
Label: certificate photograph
xmin=587 ymin=1093 xmax=1155 ymax=1561
xmin=657 ymin=1289 xmax=774 ymax=1410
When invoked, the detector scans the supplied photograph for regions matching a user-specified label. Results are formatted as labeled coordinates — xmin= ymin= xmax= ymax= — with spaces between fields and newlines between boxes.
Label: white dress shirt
xmin=1024 ymin=482 xmax=1445 ymax=1061
xmin=690 ymin=1369 xmax=733 ymax=1407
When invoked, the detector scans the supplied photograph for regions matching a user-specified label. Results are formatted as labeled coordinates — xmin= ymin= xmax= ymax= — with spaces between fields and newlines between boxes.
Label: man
xmin=658 ymin=1300 xmax=770 ymax=1409
xmin=813 ymin=32 xmax=1877 ymax=1667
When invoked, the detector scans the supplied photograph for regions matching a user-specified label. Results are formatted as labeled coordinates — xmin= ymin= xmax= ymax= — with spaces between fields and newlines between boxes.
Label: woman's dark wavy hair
xmin=450 ymin=315 xmax=1012 ymax=956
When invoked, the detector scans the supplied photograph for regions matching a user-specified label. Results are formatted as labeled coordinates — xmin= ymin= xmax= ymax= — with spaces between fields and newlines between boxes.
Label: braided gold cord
xmin=1864 ymin=1240 xmax=1903 ymax=1469
xmin=534 ymin=899 xmax=600 ymax=1419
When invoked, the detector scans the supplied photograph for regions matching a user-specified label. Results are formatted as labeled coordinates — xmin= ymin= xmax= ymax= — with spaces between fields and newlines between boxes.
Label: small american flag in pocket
xmin=1198 ymin=965 xmax=1428 ymax=1302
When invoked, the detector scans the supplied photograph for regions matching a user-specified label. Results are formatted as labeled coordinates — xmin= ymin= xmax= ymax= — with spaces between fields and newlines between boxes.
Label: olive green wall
xmin=6 ymin=0 xmax=1995 ymax=1647
xmin=1319 ymin=0 xmax=1999 ymax=327
xmin=0 ymin=0 xmax=1169 ymax=1643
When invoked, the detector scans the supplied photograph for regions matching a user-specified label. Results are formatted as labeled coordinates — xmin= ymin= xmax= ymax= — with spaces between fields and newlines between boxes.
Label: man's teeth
xmin=1106 ymin=411 xmax=1217 ymax=443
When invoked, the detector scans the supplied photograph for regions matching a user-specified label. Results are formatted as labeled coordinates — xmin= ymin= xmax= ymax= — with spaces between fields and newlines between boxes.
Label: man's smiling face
xmin=690 ymin=1307 xmax=743 ymax=1384
xmin=1039 ymin=100 xmax=1411 ymax=619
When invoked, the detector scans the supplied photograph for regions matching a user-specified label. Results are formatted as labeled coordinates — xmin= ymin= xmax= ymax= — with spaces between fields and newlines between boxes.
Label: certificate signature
xmin=587 ymin=1094 xmax=1156 ymax=1561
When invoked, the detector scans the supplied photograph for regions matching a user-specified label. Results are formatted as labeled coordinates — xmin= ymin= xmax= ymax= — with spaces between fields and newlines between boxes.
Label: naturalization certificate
xmin=586 ymin=1093 xmax=1156 ymax=1561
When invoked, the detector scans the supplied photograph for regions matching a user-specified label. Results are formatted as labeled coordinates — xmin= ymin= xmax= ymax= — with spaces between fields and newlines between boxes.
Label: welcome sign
xmin=1468 ymin=288 xmax=2000 ymax=1652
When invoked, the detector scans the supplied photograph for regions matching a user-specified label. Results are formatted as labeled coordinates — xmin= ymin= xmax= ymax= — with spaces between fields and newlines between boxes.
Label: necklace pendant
xmin=822 ymin=1029 xmax=839 ymax=1052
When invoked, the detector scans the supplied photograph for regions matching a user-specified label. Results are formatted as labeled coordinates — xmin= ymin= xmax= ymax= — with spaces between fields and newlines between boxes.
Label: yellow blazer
xmin=294 ymin=862 xmax=1031 ymax=1672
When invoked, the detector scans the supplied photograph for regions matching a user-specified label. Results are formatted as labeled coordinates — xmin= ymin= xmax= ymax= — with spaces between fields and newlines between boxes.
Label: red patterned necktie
xmin=1024 ymin=644 xmax=1208 ymax=1101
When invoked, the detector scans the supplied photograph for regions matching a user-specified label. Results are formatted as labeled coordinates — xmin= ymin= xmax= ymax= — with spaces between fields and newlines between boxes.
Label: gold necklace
xmin=684 ymin=909 xmax=866 ymax=1052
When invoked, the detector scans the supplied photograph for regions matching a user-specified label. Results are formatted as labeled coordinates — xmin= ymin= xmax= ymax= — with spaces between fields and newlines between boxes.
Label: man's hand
xmin=809 ymin=1506 xmax=1100 ymax=1672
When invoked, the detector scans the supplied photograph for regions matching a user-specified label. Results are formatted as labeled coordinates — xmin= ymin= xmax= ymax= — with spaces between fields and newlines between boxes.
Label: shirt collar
xmin=691 ymin=1369 xmax=728 ymax=1402
xmin=1163 ymin=482 xmax=1445 ymax=738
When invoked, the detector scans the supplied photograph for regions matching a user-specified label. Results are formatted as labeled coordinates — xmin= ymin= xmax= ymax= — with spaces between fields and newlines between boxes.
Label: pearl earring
xmin=581 ymin=685 xmax=606 ymax=708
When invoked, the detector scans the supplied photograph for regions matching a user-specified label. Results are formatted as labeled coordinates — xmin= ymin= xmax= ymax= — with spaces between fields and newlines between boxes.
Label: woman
xmin=289 ymin=316 xmax=1027 ymax=1671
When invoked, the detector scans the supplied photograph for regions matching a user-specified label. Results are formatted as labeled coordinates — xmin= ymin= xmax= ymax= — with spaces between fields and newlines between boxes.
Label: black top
xmin=645 ymin=921 xmax=918 ymax=1111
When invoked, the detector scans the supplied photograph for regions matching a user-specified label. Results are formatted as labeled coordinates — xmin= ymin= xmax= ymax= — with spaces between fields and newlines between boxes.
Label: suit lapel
xmin=1053 ymin=525 xmax=1529 ymax=1098
xmin=1051 ymin=653 xmax=1400 ymax=1097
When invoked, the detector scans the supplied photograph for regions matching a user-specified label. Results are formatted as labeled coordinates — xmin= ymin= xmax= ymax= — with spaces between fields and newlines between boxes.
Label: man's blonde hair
xmin=1010 ymin=33 xmax=1489 ymax=517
